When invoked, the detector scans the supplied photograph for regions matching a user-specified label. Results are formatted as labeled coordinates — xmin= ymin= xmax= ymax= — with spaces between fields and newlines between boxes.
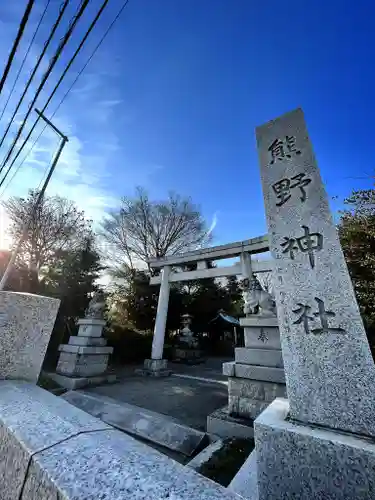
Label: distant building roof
xmin=209 ymin=311 xmax=240 ymax=326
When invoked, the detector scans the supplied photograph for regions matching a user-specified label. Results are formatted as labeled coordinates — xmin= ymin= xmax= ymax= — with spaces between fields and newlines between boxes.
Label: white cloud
xmin=208 ymin=211 xmax=218 ymax=235
xmin=0 ymin=0 xmax=123 ymax=238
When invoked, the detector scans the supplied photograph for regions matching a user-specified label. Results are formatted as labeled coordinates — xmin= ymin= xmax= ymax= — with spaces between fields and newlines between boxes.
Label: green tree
xmin=225 ymin=276 xmax=243 ymax=316
xmin=338 ymin=188 xmax=375 ymax=351
xmin=109 ymin=269 xmax=158 ymax=332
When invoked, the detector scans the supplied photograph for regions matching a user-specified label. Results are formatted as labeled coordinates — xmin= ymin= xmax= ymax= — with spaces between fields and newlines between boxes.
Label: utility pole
xmin=0 ymin=109 xmax=68 ymax=291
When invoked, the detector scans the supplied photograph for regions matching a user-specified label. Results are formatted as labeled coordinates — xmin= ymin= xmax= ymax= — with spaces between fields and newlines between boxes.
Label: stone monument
xmin=49 ymin=291 xmax=115 ymax=389
xmin=0 ymin=291 xmax=60 ymax=383
xmin=253 ymin=108 xmax=375 ymax=498
xmin=207 ymin=274 xmax=286 ymax=439
xmin=173 ymin=313 xmax=203 ymax=364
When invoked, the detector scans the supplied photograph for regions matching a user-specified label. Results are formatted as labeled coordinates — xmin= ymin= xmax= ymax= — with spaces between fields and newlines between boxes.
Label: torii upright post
xmin=137 ymin=265 xmax=172 ymax=377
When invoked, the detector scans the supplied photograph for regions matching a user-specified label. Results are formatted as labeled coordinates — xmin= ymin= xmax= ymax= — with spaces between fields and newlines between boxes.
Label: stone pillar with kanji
xmin=252 ymin=108 xmax=375 ymax=499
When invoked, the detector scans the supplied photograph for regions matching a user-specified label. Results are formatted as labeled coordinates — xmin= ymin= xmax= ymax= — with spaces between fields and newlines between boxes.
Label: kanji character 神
xmin=280 ymin=225 xmax=323 ymax=268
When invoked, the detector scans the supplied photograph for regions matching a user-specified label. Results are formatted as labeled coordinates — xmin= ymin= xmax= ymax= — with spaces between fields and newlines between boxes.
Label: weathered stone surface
xmin=62 ymin=390 xmax=207 ymax=457
xmin=23 ymin=430 xmax=241 ymax=500
xmin=58 ymin=344 xmax=113 ymax=355
xmin=222 ymin=361 xmax=235 ymax=377
xmin=240 ymin=317 xmax=278 ymax=328
xmin=243 ymin=326 xmax=281 ymax=350
xmin=77 ymin=318 xmax=106 ymax=338
xmin=136 ymin=358 xmax=172 ymax=377
xmin=0 ymin=423 xmax=30 ymax=499
xmin=68 ymin=336 xmax=107 ymax=346
xmin=145 ymin=358 xmax=168 ymax=370
xmin=0 ymin=292 xmax=60 ymax=382
xmin=57 ymin=362 xmax=109 ymax=377
xmin=57 ymin=352 xmax=109 ymax=365
xmin=187 ymin=439 xmax=224 ymax=470
xmin=206 ymin=406 xmax=254 ymax=440
xmin=0 ymin=380 xmax=109 ymax=499
xmin=235 ymin=347 xmax=283 ymax=367
xmin=46 ymin=372 xmax=117 ymax=390
xmin=255 ymin=398 xmax=375 ymax=500
xmin=223 ymin=362 xmax=285 ymax=384
xmin=229 ymin=449 xmax=259 ymax=500
xmin=256 ymin=108 xmax=375 ymax=436
xmin=228 ymin=395 xmax=268 ymax=419
xmin=0 ymin=380 xmax=240 ymax=500
xmin=228 ymin=378 xmax=286 ymax=401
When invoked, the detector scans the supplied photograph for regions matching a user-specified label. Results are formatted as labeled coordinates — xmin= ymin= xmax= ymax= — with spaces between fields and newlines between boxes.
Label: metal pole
xmin=0 ymin=111 xmax=68 ymax=290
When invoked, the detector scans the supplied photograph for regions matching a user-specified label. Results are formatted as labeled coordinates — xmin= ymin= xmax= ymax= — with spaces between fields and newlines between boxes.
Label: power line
xmin=0 ymin=0 xmax=67 ymax=152
xmin=0 ymin=0 xmax=35 ymax=96
xmin=0 ymin=0 xmax=51 ymax=123
xmin=0 ymin=0 xmax=117 ymax=191
xmin=0 ymin=0 xmax=89 ymax=178
xmin=0 ymin=0 xmax=131 ymax=197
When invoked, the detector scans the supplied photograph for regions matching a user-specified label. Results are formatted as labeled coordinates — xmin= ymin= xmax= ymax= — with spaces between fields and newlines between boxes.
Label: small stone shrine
xmin=51 ymin=291 xmax=115 ymax=389
xmin=173 ymin=313 xmax=203 ymax=364
xmin=252 ymin=108 xmax=375 ymax=499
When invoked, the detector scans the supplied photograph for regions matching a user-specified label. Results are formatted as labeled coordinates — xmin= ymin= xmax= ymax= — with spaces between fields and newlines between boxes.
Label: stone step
xmin=223 ymin=362 xmax=285 ymax=384
xmin=57 ymin=362 xmax=109 ymax=377
xmin=206 ymin=405 xmax=254 ymax=440
xmin=62 ymin=390 xmax=208 ymax=457
xmin=235 ymin=347 xmax=283 ymax=368
xmin=187 ymin=439 xmax=225 ymax=470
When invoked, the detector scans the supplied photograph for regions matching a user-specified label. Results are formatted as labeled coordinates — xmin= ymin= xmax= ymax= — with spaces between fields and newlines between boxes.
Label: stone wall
xmin=0 ymin=381 xmax=247 ymax=499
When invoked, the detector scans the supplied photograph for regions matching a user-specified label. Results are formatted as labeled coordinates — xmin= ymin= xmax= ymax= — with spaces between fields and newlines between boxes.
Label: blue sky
xmin=0 ymin=0 xmax=374 ymax=249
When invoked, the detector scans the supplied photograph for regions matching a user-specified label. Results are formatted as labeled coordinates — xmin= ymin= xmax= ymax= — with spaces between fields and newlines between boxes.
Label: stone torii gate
xmin=139 ymin=234 xmax=273 ymax=376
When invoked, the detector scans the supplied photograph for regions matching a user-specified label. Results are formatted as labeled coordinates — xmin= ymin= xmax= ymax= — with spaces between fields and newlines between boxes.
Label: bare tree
xmin=101 ymin=187 xmax=212 ymax=273
xmin=257 ymin=271 xmax=274 ymax=295
xmin=3 ymin=190 xmax=93 ymax=283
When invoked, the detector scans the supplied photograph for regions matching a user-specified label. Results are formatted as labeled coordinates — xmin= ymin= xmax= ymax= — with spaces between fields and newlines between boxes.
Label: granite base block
xmin=235 ymin=347 xmax=283 ymax=368
xmin=206 ymin=406 xmax=254 ymax=439
xmin=57 ymin=352 xmax=109 ymax=365
xmin=240 ymin=317 xmax=279 ymax=328
xmin=58 ymin=345 xmax=113 ymax=355
xmin=46 ymin=372 xmax=117 ymax=390
xmin=136 ymin=359 xmax=172 ymax=377
xmin=255 ymin=398 xmax=375 ymax=500
xmin=77 ymin=318 xmax=106 ymax=338
xmin=68 ymin=336 xmax=107 ymax=347
xmin=63 ymin=391 xmax=208 ymax=457
xmin=56 ymin=362 xmax=109 ymax=377
xmin=228 ymin=378 xmax=286 ymax=401
xmin=229 ymin=395 xmax=269 ymax=420
xmin=242 ymin=325 xmax=281 ymax=351
xmin=223 ymin=362 xmax=285 ymax=384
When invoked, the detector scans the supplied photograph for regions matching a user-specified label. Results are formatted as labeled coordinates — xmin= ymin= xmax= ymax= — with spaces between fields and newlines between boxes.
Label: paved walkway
xmin=87 ymin=357 xmax=230 ymax=431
